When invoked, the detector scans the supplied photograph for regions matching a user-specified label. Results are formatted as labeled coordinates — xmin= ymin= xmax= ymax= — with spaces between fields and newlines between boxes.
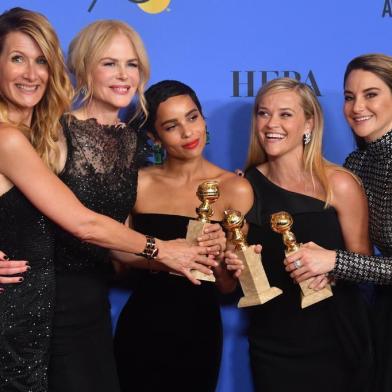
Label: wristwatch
xmin=138 ymin=235 xmax=159 ymax=260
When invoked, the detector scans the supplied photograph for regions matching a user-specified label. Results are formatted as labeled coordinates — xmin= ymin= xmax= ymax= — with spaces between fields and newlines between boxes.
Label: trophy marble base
xmin=186 ymin=219 xmax=216 ymax=282
xmin=299 ymin=280 xmax=333 ymax=308
xmin=286 ymin=250 xmax=333 ymax=309
xmin=236 ymin=246 xmax=282 ymax=308
xmin=238 ymin=287 xmax=283 ymax=308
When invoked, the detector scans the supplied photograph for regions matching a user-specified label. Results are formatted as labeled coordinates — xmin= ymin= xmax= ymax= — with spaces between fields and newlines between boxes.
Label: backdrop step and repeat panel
xmin=1 ymin=1 xmax=390 ymax=391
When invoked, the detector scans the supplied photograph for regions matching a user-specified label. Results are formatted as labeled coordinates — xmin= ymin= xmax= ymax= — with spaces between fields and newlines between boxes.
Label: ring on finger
xmin=293 ymin=259 xmax=302 ymax=269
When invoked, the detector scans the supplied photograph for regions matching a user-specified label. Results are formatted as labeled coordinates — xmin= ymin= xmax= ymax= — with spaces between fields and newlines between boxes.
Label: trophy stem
xmin=223 ymin=209 xmax=282 ymax=307
xmin=271 ymin=211 xmax=333 ymax=309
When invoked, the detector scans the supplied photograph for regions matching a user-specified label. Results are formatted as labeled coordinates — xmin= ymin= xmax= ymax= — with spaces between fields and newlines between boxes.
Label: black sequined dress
xmin=48 ymin=114 xmax=143 ymax=392
xmin=245 ymin=167 xmax=372 ymax=392
xmin=0 ymin=187 xmax=55 ymax=392
xmin=114 ymin=214 xmax=223 ymax=392
xmin=332 ymin=129 xmax=392 ymax=391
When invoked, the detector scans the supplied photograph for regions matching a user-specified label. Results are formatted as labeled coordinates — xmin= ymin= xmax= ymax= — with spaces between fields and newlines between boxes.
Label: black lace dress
xmin=48 ymin=114 xmax=144 ymax=392
xmin=114 ymin=214 xmax=223 ymax=392
xmin=245 ymin=167 xmax=372 ymax=392
xmin=0 ymin=187 xmax=55 ymax=392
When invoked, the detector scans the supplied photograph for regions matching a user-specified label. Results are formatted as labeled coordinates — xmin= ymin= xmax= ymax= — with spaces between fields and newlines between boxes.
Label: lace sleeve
xmin=334 ymin=249 xmax=392 ymax=284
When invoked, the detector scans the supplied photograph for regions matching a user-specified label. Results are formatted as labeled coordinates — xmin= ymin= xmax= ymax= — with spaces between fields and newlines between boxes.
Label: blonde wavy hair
xmin=246 ymin=77 xmax=353 ymax=206
xmin=67 ymin=19 xmax=150 ymax=123
xmin=0 ymin=7 xmax=73 ymax=173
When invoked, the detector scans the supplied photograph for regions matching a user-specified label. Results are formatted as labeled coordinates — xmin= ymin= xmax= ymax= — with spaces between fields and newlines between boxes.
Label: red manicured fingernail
xmin=18 ymin=277 xmax=24 ymax=282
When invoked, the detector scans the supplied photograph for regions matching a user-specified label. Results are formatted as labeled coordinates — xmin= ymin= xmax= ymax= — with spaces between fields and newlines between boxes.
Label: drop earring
xmin=303 ymin=132 xmax=311 ymax=145
xmin=153 ymin=143 xmax=163 ymax=165
xmin=80 ymin=86 xmax=88 ymax=96
xmin=206 ymin=128 xmax=210 ymax=145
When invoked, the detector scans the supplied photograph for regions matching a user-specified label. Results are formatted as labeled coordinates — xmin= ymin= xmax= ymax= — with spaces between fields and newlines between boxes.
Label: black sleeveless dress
xmin=48 ymin=115 xmax=143 ymax=392
xmin=0 ymin=187 xmax=55 ymax=392
xmin=114 ymin=214 xmax=222 ymax=392
xmin=245 ymin=167 xmax=373 ymax=392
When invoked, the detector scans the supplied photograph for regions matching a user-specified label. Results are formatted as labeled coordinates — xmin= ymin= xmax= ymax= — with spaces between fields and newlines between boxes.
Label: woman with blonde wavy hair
xmin=0 ymin=9 xmax=219 ymax=391
xmin=48 ymin=20 xmax=223 ymax=392
xmin=227 ymin=77 xmax=373 ymax=391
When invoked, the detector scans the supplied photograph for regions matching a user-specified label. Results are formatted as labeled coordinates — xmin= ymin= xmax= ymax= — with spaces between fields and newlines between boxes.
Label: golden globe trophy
xmin=270 ymin=211 xmax=333 ymax=308
xmin=186 ymin=181 xmax=219 ymax=282
xmin=223 ymin=209 xmax=282 ymax=307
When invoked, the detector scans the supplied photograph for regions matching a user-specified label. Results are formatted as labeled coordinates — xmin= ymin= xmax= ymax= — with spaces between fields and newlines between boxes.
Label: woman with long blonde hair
xmin=48 ymin=20 xmax=223 ymax=392
xmin=0 ymin=9 xmax=218 ymax=391
xmin=227 ymin=77 xmax=372 ymax=391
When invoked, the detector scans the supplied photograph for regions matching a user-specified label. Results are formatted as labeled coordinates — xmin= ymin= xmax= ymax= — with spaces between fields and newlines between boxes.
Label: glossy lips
xmin=182 ymin=139 xmax=199 ymax=149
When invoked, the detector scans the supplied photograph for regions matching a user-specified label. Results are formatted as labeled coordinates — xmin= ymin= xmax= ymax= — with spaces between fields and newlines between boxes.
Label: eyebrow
xmin=9 ymin=50 xmax=45 ymax=58
xmin=160 ymin=108 xmax=198 ymax=126
xmin=258 ymin=106 xmax=295 ymax=111
xmin=344 ymin=87 xmax=381 ymax=94
xmin=99 ymin=57 xmax=138 ymax=62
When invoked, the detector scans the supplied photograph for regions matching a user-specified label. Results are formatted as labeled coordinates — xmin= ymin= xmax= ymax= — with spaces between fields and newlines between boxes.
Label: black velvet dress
xmin=245 ymin=167 xmax=373 ymax=392
xmin=0 ymin=187 xmax=55 ymax=392
xmin=48 ymin=114 xmax=143 ymax=392
xmin=114 ymin=213 xmax=223 ymax=392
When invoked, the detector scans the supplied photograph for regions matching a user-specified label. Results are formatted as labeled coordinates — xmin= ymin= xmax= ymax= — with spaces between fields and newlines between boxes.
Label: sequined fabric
xmin=54 ymin=114 xmax=147 ymax=272
xmin=48 ymin=115 xmax=146 ymax=392
xmin=0 ymin=187 xmax=55 ymax=391
xmin=334 ymin=129 xmax=392 ymax=283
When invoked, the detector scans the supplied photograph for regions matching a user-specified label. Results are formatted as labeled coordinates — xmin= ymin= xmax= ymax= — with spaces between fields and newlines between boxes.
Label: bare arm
xmin=285 ymin=169 xmax=373 ymax=284
xmin=0 ymin=127 xmax=216 ymax=284
xmin=331 ymin=170 xmax=371 ymax=255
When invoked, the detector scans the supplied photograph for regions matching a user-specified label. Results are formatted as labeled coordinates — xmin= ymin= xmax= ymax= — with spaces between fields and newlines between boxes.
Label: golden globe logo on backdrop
xmin=88 ymin=0 xmax=171 ymax=13
xmin=231 ymin=70 xmax=322 ymax=97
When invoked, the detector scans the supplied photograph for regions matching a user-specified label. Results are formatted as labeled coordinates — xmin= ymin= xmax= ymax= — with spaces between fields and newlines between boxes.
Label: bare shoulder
xmin=327 ymin=166 xmax=365 ymax=208
xmin=220 ymin=172 xmax=253 ymax=197
xmin=138 ymin=165 xmax=157 ymax=185
xmin=327 ymin=166 xmax=361 ymax=195
xmin=219 ymin=171 xmax=254 ymax=214
xmin=0 ymin=124 xmax=30 ymax=152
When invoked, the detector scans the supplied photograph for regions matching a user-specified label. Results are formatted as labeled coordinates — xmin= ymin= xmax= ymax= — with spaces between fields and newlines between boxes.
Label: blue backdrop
xmin=2 ymin=1 xmax=391 ymax=390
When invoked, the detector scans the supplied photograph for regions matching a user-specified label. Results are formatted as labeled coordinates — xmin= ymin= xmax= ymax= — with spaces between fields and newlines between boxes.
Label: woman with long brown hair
xmin=285 ymin=54 xmax=392 ymax=391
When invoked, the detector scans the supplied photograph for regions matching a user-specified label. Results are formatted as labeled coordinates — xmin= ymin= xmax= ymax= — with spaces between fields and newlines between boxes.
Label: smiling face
xmin=255 ymin=90 xmax=313 ymax=160
xmin=89 ymin=33 xmax=140 ymax=115
xmin=0 ymin=31 xmax=49 ymax=121
xmin=153 ymin=94 xmax=206 ymax=160
xmin=344 ymin=69 xmax=392 ymax=142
